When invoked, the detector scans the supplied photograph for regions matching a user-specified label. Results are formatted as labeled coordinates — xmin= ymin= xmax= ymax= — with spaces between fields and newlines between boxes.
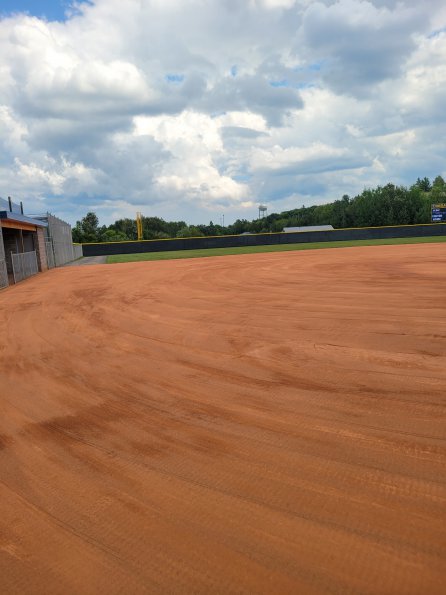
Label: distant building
xmin=283 ymin=225 xmax=334 ymax=233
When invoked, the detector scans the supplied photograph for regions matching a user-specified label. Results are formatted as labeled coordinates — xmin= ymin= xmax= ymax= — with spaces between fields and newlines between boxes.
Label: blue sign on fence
xmin=431 ymin=204 xmax=446 ymax=222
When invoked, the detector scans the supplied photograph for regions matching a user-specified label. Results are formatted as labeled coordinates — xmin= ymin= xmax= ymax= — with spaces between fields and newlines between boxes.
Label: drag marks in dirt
xmin=1 ymin=244 xmax=446 ymax=593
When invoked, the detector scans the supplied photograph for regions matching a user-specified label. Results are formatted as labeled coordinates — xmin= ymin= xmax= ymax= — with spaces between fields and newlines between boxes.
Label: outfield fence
xmin=12 ymin=251 xmax=39 ymax=284
xmin=81 ymin=223 xmax=446 ymax=257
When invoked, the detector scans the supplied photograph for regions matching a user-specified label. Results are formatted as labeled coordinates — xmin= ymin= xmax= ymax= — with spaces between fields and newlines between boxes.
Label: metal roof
xmin=0 ymin=211 xmax=48 ymax=227
xmin=0 ymin=196 xmax=22 ymax=214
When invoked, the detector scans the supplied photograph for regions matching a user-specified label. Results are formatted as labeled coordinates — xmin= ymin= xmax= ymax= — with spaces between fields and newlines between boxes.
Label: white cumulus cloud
xmin=0 ymin=0 xmax=444 ymax=224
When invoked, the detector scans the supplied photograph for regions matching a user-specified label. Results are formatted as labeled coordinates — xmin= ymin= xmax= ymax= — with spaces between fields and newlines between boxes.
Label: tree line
xmin=72 ymin=175 xmax=446 ymax=243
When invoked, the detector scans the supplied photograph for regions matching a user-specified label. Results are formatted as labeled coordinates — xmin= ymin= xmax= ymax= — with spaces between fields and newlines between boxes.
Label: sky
xmin=0 ymin=1 xmax=69 ymax=21
xmin=0 ymin=0 xmax=445 ymax=226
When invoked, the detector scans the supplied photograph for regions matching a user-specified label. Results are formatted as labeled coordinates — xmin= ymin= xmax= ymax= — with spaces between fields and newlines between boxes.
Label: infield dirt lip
xmin=1 ymin=243 xmax=445 ymax=594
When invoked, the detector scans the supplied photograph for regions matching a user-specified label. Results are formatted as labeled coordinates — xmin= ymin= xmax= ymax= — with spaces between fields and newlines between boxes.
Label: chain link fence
xmin=73 ymin=244 xmax=83 ymax=260
xmin=12 ymin=251 xmax=38 ymax=284
xmin=45 ymin=238 xmax=83 ymax=268
xmin=54 ymin=241 xmax=75 ymax=266
xmin=0 ymin=259 xmax=8 ymax=289
xmin=32 ymin=214 xmax=82 ymax=266
xmin=0 ymin=224 xmax=7 ymax=289
xmin=46 ymin=215 xmax=76 ymax=266
xmin=45 ymin=241 xmax=56 ymax=269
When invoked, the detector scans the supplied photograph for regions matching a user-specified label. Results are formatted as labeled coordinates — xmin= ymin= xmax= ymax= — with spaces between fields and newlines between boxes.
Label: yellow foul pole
xmin=136 ymin=212 xmax=143 ymax=241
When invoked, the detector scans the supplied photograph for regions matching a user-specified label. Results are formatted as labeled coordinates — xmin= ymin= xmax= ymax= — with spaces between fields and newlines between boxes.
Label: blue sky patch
xmin=296 ymin=82 xmax=316 ymax=89
xmin=233 ymin=174 xmax=252 ymax=182
xmin=428 ymin=27 xmax=446 ymax=39
xmin=270 ymin=80 xmax=290 ymax=88
xmin=165 ymin=74 xmax=185 ymax=84
xmin=308 ymin=62 xmax=323 ymax=72
xmin=0 ymin=0 xmax=92 ymax=22
xmin=0 ymin=0 xmax=64 ymax=21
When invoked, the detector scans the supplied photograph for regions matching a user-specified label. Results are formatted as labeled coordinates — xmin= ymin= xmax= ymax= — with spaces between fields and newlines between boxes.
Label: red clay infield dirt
xmin=1 ymin=243 xmax=445 ymax=594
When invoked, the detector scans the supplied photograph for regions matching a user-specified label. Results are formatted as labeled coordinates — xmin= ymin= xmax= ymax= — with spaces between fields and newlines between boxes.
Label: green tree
xmin=431 ymin=176 xmax=446 ymax=204
xmin=331 ymin=195 xmax=350 ymax=228
xmin=229 ymin=219 xmax=250 ymax=234
xmin=101 ymin=229 xmax=128 ymax=242
xmin=72 ymin=212 xmax=100 ymax=242
xmin=82 ymin=212 xmax=99 ymax=241
xmin=72 ymin=174 xmax=440 ymax=243
xmin=72 ymin=221 xmax=83 ymax=243
xmin=112 ymin=218 xmax=137 ymax=240
xmin=176 ymin=225 xmax=205 ymax=238
xmin=415 ymin=177 xmax=432 ymax=192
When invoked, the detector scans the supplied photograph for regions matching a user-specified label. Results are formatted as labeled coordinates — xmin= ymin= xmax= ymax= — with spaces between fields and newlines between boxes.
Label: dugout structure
xmin=1 ymin=201 xmax=81 ymax=290
xmin=0 ymin=197 xmax=48 ymax=289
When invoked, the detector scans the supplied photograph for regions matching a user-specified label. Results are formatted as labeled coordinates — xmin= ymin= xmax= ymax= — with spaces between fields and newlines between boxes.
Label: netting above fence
xmin=12 ymin=251 xmax=38 ymax=284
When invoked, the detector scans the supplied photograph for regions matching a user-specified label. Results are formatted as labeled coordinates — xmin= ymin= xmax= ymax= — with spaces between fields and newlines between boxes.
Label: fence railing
xmin=0 ymin=259 xmax=8 ymax=289
xmin=12 ymin=251 xmax=38 ymax=284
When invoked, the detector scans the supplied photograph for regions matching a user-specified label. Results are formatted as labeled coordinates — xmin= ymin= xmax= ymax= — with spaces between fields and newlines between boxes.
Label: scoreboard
xmin=431 ymin=204 xmax=446 ymax=222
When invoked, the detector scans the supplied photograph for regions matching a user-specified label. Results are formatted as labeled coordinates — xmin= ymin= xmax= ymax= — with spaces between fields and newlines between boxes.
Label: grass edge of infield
xmin=105 ymin=235 xmax=446 ymax=264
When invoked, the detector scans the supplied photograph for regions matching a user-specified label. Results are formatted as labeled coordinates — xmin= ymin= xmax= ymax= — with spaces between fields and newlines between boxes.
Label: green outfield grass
xmin=106 ymin=235 xmax=446 ymax=263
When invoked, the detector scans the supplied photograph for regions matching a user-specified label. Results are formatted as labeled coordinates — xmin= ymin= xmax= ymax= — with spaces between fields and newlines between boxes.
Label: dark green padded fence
xmin=82 ymin=223 xmax=446 ymax=257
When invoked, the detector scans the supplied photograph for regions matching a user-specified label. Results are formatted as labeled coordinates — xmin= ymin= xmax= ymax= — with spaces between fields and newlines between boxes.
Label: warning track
xmin=0 ymin=243 xmax=445 ymax=594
